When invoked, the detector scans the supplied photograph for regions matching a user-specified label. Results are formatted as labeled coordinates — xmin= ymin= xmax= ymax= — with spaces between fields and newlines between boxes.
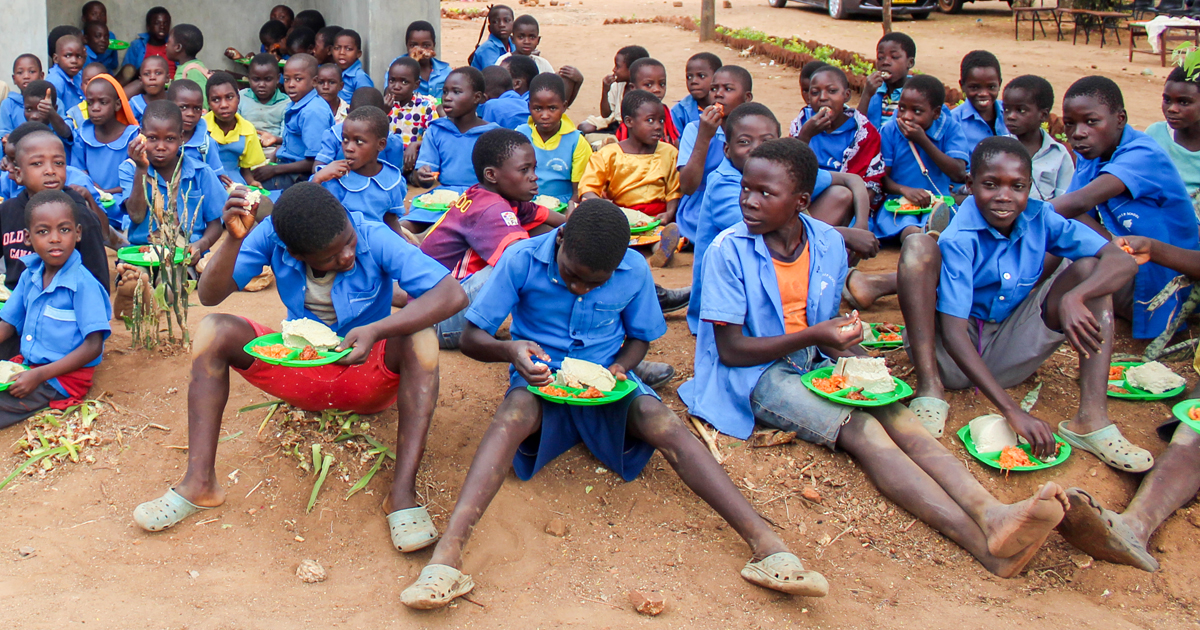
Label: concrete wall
xmin=16 ymin=0 xmax=437 ymax=85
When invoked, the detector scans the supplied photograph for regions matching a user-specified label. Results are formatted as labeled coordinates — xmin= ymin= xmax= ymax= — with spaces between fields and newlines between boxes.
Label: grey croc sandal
xmin=740 ymin=552 xmax=829 ymax=597
xmin=400 ymin=564 xmax=476 ymax=609
xmin=909 ymin=397 xmax=950 ymax=438
xmin=387 ymin=506 xmax=439 ymax=552
xmin=133 ymin=489 xmax=211 ymax=532
xmin=1057 ymin=422 xmax=1154 ymax=473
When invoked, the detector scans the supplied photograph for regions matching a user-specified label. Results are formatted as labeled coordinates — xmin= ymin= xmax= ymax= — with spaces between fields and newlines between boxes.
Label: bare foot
xmin=173 ymin=474 xmax=227 ymax=508
xmin=985 ymin=529 xmax=1052 ymax=578
xmin=844 ymin=268 xmax=892 ymax=311
xmin=1056 ymin=487 xmax=1159 ymax=572
xmin=112 ymin=263 xmax=151 ymax=319
xmin=983 ymin=482 xmax=1068 ymax=558
xmin=383 ymin=492 xmax=419 ymax=514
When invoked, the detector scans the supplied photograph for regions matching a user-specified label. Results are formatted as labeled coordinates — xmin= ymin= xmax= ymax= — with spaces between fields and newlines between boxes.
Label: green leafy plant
xmin=1173 ymin=43 xmax=1200 ymax=81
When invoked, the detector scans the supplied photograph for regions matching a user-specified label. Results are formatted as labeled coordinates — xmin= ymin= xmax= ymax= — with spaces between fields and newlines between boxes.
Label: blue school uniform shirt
xmin=87 ymin=42 xmax=120 ymax=73
xmin=951 ymin=100 xmax=1007 ymax=154
xmin=1 ymin=166 xmax=98 ymax=205
xmin=70 ymin=122 xmax=139 ymax=194
xmin=122 ymin=33 xmax=152 ymax=72
xmin=867 ymin=79 xmax=908 ymax=129
xmin=129 ymin=94 xmax=148 ymax=123
xmin=118 ymin=154 xmax=226 ymax=245
xmin=183 ymin=118 xmax=225 ymax=177
xmin=233 ymin=211 xmax=450 ymax=336
xmin=0 ymin=93 xmax=68 ymax=138
xmin=479 ymin=91 xmax=529 ymax=130
xmin=469 ymin=35 xmax=513 ymax=70
xmin=314 ymin=122 xmax=406 ymax=167
xmin=465 ymin=228 xmax=667 ymax=389
xmin=670 ymin=95 xmax=703 ymax=136
xmin=317 ymin=160 xmax=407 ymax=223
xmin=339 ymin=59 xmax=374 ymax=103
xmin=388 ymin=56 xmax=451 ymax=99
xmin=1068 ymin=125 xmax=1200 ymax=339
xmin=1 ymin=251 xmax=111 ymax=394
xmin=937 ymin=197 xmax=1107 ymax=323
xmin=415 ymin=117 xmax=501 ymax=192
xmin=47 ymin=65 xmax=85 ymax=113
xmin=277 ymin=89 xmax=335 ymax=163
xmin=874 ymin=106 xmax=969 ymax=239
xmin=675 ymin=122 xmax=726 ymax=242
xmin=680 ymin=216 xmax=848 ymax=439
xmin=800 ymin=106 xmax=860 ymax=171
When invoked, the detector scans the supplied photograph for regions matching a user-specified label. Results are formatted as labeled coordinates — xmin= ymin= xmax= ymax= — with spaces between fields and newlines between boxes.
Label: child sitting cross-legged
xmin=0 ymin=190 xmax=111 ymax=430
xmin=311 ymin=105 xmax=408 ymax=235
xmin=399 ymin=199 xmax=828 ymax=609
xmin=897 ymin=137 xmax=1148 ymax=472
xmin=517 ymin=73 xmax=592 ymax=207
xmin=132 ymin=182 xmax=468 ymax=539
xmin=683 ymin=137 xmax=1071 ymax=579
xmin=419 ymin=128 xmax=564 ymax=349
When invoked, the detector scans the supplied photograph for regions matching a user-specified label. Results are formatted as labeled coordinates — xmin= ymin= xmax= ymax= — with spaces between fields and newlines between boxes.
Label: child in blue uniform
xmin=951 ymin=51 xmax=1007 ymax=154
xmin=311 ymin=106 xmax=407 ymax=232
xmin=128 ymin=56 xmax=170 ymax=123
xmin=876 ymin=75 xmax=968 ymax=241
xmin=70 ymin=74 xmax=138 ymax=224
xmin=83 ymin=21 xmax=118 ymax=73
xmin=400 ymin=199 xmax=826 ymax=610
xmin=251 ymin=54 xmax=333 ymax=191
xmin=479 ymin=66 xmax=529 ymax=130
xmin=2 ymin=55 xmax=58 ymax=139
xmin=0 ymin=190 xmax=110 ymax=429
xmin=168 ymin=80 xmax=226 ymax=179
xmin=204 ymin=72 xmax=268 ymax=187
xmin=332 ymin=29 xmax=373 ymax=103
xmin=1053 ymin=76 xmax=1200 ymax=341
xmin=412 ymin=67 xmax=500 ymax=223
xmin=858 ymin=32 xmax=915 ymax=129
xmin=120 ymin=101 xmax=224 ymax=255
xmin=313 ymin=88 xmax=406 ymax=171
xmin=47 ymin=31 xmax=87 ymax=113
xmin=517 ymin=74 xmax=592 ymax=206
xmin=388 ymin=21 xmax=452 ymax=100
xmin=684 ymin=137 xmax=1070 ymax=580
xmin=19 ymin=81 xmax=74 ymax=151
xmin=468 ymin=5 xmax=514 ymax=70
xmin=670 ymin=53 xmax=721 ymax=133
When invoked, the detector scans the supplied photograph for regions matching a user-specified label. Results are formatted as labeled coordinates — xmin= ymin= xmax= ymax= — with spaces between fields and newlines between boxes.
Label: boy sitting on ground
xmin=388 ymin=21 xmax=451 ymax=100
xmin=316 ymin=63 xmax=348 ymax=122
xmin=896 ymin=137 xmax=1146 ymax=473
xmin=578 ymin=45 xmax=648 ymax=136
xmin=952 ymin=51 xmax=1007 ymax=153
xmin=418 ymin=128 xmax=562 ymax=349
xmin=20 ymin=81 xmax=73 ymax=149
xmin=47 ymin=30 xmax=87 ymax=112
xmin=1002 ymin=75 xmax=1073 ymax=201
xmin=468 ymin=5 xmax=514 ymax=71
xmin=313 ymin=88 xmax=405 ymax=174
xmin=858 ymin=32 xmax=916 ymax=129
xmin=384 ymin=58 xmax=439 ymax=172
xmin=615 ymin=58 xmax=679 ymax=146
xmin=670 ymin=52 xmax=721 ymax=133
xmin=0 ymin=190 xmax=110 ymax=429
xmin=132 ymin=182 xmax=467 ymax=538
xmin=168 ymin=79 xmax=227 ymax=179
xmin=128 ymin=55 xmax=170 ymax=124
xmin=478 ymin=66 xmax=528 ymax=130
xmin=1 ymin=54 xmax=62 ymax=138
xmin=167 ymin=23 xmax=210 ymax=95
xmin=332 ymin=29 xmax=373 ymax=104
xmin=400 ymin=199 xmax=828 ymax=609
xmin=683 ymin=137 xmax=1069 ymax=579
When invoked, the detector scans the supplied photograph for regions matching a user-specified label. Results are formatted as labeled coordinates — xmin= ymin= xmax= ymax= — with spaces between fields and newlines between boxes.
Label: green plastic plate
xmin=956 ymin=424 xmax=1071 ymax=471
xmin=800 ymin=366 xmax=913 ymax=407
xmin=410 ymin=192 xmax=460 ymax=212
xmin=630 ymin=219 xmax=662 ymax=234
xmin=0 ymin=365 xmax=28 ymax=391
xmin=861 ymin=322 xmax=905 ymax=349
xmin=1107 ymin=361 xmax=1186 ymax=400
xmin=243 ymin=332 xmax=351 ymax=367
xmin=527 ymin=378 xmax=637 ymax=406
xmin=884 ymin=195 xmax=956 ymax=215
xmin=116 ymin=245 xmax=186 ymax=267
xmin=1170 ymin=399 xmax=1200 ymax=434
xmin=234 ymin=57 xmax=286 ymax=67
xmin=108 ymin=39 xmax=130 ymax=50
xmin=99 ymin=198 xmax=115 ymax=209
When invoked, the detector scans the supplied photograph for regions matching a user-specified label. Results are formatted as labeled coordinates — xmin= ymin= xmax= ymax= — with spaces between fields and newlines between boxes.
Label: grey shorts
xmin=750 ymin=346 xmax=854 ymax=450
xmin=911 ymin=267 xmax=1066 ymax=391
xmin=0 ymin=381 xmax=66 ymax=430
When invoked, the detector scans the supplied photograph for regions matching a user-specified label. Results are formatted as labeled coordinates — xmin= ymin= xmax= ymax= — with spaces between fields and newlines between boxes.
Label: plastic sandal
xmin=649 ymin=223 xmax=680 ymax=268
xmin=400 ymin=564 xmax=476 ymax=609
xmin=387 ymin=506 xmax=439 ymax=553
xmin=924 ymin=200 xmax=957 ymax=238
xmin=1057 ymin=422 xmax=1154 ymax=473
xmin=740 ymin=552 xmax=829 ymax=597
xmin=133 ymin=489 xmax=211 ymax=532
xmin=1057 ymin=488 xmax=1159 ymax=572
xmin=909 ymin=397 xmax=950 ymax=438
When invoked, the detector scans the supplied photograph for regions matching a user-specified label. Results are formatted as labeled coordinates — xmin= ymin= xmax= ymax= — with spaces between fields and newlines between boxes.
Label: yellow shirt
xmin=577 ymin=141 xmax=682 ymax=208
xmin=527 ymin=114 xmax=593 ymax=182
xmin=202 ymin=111 xmax=268 ymax=169
xmin=773 ymin=245 xmax=811 ymax=334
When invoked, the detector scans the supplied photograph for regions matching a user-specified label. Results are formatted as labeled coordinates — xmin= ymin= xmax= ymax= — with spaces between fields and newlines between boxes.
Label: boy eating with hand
xmin=670 ymin=52 xmax=721 ymax=132
xmin=858 ymin=32 xmax=916 ymax=129
xmin=133 ymin=182 xmax=467 ymax=545
xmin=401 ymin=199 xmax=827 ymax=609
xmin=311 ymin=106 xmax=407 ymax=233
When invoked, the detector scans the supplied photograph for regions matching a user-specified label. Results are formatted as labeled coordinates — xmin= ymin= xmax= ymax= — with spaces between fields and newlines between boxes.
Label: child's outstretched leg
xmin=838 ymin=407 xmax=1065 ymax=577
xmin=866 ymin=403 xmax=1068 ymax=561
xmin=895 ymin=234 xmax=949 ymax=434
xmin=133 ymin=314 xmax=257 ymax=531
xmin=626 ymin=398 xmax=827 ymax=597
xmin=401 ymin=390 xmax=544 ymax=609
xmin=381 ymin=327 xmax=442 ymax=552
xmin=1043 ymin=258 xmax=1153 ymax=472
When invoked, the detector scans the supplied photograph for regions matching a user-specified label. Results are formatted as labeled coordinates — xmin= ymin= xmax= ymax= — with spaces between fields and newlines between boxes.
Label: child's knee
xmin=900 ymin=233 xmax=940 ymax=270
xmin=493 ymin=393 xmax=542 ymax=436
xmin=408 ymin=327 xmax=441 ymax=373
xmin=192 ymin=314 xmax=243 ymax=357
xmin=840 ymin=412 xmax=894 ymax=450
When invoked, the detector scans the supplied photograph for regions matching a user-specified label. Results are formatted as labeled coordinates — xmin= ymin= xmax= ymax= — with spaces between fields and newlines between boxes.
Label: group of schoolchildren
xmin=0 ymin=0 xmax=1198 ymax=609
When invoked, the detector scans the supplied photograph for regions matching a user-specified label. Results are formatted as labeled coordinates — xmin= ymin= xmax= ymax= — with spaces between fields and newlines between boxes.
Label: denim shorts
xmin=750 ymin=346 xmax=853 ymax=449
xmin=435 ymin=266 xmax=493 ymax=349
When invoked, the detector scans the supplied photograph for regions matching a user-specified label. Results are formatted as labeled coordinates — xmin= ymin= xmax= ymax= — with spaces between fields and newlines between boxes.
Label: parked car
xmin=768 ymin=0 xmax=937 ymax=20
xmin=937 ymin=0 xmax=1013 ymax=13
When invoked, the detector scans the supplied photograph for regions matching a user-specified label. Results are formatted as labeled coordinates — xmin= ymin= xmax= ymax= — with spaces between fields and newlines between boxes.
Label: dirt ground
xmin=1 ymin=1 xmax=1199 ymax=628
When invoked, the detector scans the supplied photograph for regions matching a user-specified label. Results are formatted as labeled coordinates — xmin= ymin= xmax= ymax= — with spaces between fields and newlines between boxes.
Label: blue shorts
xmin=750 ymin=346 xmax=853 ymax=450
xmin=509 ymin=377 xmax=658 ymax=482
xmin=870 ymin=201 xmax=924 ymax=240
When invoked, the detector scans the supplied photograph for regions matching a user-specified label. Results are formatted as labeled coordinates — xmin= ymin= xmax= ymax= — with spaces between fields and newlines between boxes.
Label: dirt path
xmin=1 ymin=2 xmax=1197 ymax=628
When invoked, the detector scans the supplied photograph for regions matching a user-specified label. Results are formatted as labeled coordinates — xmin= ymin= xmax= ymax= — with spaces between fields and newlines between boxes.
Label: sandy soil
xmin=1 ymin=1 xmax=1198 ymax=628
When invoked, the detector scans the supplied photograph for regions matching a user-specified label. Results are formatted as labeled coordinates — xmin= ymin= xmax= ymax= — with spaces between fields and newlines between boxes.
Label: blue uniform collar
xmin=495 ymin=90 xmax=521 ymax=101
xmin=954 ymin=195 xmax=1044 ymax=241
xmin=184 ymin=118 xmax=210 ymax=148
xmin=4 ymin=92 xmax=20 ymax=105
xmin=79 ymin=122 xmax=139 ymax=148
xmin=49 ymin=64 xmax=82 ymax=90
xmin=343 ymin=59 xmax=363 ymax=75
xmin=287 ymin=88 xmax=320 ymax=113
xmin=925 ymin=105 xmax=955 ymax=143
xmin=338 ymin=161 xmax=404 ymax=192
xmin=19 ymin=249 xmax=83 ymax=291
xmin=714 ymin=156 xmax=741 ymax=179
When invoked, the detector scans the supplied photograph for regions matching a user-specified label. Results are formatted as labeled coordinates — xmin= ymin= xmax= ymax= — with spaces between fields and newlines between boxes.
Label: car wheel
xmin=913 ymin=9 xmax=932 ymax=18
xmin=768 ymin=0 xmax=788 ymax=7
xmin=827 ymin=0 xmax=847 ymax=19
xmin=937 ymin=0 xmax=963 ymax=13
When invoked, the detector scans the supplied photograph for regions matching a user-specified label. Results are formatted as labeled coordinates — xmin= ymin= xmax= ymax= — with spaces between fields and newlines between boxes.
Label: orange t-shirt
xmin=773 ymin=245 xmax=811 ymax=334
